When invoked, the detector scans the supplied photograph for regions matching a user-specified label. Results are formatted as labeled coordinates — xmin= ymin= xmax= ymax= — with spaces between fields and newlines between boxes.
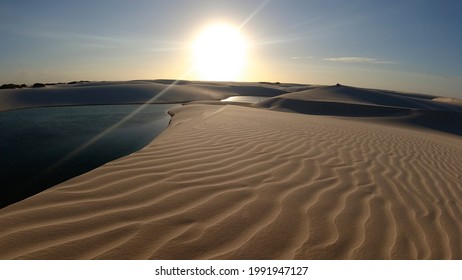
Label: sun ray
xmin=239 ymin=0 xmax=270 ymax=29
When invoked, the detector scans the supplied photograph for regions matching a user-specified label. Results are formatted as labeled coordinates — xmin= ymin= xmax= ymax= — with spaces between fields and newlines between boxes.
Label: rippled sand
xmin=1 ymin=82 xmax=462 ymax=259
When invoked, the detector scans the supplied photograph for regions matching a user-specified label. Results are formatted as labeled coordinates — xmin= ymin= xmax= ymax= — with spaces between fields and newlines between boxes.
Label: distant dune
xmin=256 ymin=85 xmax=462 ymax=136
xmin=0 ymin=81 xmax=461 ymax=259
xmin=0 ymin=80 xmax=288 ymax=112
xmin=256 ymin=84 xmax=462 ymax=112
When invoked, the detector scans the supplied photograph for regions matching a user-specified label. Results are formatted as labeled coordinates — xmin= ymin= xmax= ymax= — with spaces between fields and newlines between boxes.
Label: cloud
xmin=323 ymin=56 xmax=394 ymax=64
xmin=290 ymin=56 xmax=314 ymax=60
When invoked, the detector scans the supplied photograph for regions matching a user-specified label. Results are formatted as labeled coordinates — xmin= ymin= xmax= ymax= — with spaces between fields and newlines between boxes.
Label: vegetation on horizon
xmin=0 ymin=80 xmax=91 ymax=90
xmin=0 ymin=83 xmax=27 ymax=89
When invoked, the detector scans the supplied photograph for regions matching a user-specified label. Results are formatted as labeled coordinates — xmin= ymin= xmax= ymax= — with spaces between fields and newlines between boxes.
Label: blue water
xmin=0 ymin=104 xmax=175 ymax=208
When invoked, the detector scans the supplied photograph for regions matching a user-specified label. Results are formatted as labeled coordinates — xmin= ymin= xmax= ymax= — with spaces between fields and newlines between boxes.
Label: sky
xmin=1 ymin=0 xmax=461 ymax=97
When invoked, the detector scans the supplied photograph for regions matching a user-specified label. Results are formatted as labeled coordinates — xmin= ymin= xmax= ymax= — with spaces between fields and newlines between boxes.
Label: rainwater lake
xmin=0 ymin=104 xmax=175 ymax=208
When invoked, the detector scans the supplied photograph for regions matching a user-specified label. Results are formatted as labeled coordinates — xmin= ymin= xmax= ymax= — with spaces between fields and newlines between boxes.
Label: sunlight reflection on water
xmin=221 ymin=96 xmax=269 ymax=103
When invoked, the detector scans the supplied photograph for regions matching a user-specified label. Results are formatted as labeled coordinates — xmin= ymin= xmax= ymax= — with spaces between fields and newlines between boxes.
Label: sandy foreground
xmin=0 ymin=81 xmax=462 ymax=259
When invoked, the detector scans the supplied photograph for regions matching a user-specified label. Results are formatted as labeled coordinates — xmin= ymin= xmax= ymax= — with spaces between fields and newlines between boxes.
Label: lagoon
xmin=0 ymin=104 xmax=175 ymax=208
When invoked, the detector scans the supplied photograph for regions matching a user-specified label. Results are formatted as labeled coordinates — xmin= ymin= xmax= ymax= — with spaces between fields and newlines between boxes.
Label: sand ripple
xmin=0 ymin=105 xmax=461 ymax=259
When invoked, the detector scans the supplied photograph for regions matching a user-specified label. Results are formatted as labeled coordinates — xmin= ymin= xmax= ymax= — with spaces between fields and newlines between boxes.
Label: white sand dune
xmin=0 ymin=83 xmax=461 ymax=259
xmin=256 ymin=85 xmax=462 ymax=136
xmin=257 ymin=85 xmax=462 ymax=112
xmin=0 ymin=80 xmax=288 ymax=112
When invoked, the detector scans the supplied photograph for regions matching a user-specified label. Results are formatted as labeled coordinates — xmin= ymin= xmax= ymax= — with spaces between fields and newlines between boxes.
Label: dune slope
xmin=0 ymin=80 xmax=288 ymax=112
xmin=256 ymin=85 xmax=462 ymax=136
xmin=0 ymin=103 xmax=461 ymax=259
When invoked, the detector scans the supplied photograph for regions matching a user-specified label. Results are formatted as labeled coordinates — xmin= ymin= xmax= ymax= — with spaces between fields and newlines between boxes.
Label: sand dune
xmin=256 ymin=85 xmax=462 ymax=136
xmin=257 ymin=85 xmax=462 ymax=112
xmin=0 ymin=95 xmax=461 ymax=259
xmin=0 ymin=81 xmax=222 ymax=112
xmin=0 ymin=80 xmax=288 ymax=112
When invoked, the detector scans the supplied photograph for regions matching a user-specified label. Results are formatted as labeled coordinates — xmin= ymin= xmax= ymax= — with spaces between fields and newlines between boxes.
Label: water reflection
xmin=221 ymin=96 xmax=269 ymax=103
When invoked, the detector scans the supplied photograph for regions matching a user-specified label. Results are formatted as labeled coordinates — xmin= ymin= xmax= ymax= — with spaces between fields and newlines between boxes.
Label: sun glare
xmin=193 ymin=24 xmax=247 ymax=81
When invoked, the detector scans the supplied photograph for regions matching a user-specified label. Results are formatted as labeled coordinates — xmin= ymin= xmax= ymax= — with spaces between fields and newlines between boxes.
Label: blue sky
xmin=1 ymin=0 xmax=461 ymax=97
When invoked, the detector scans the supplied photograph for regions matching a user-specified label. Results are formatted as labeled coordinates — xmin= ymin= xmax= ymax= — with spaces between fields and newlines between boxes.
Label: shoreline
xmin=0 ymin=101 xmax=187 ymax=114
xmin=0 ymin=104 xmax=175 ymax=208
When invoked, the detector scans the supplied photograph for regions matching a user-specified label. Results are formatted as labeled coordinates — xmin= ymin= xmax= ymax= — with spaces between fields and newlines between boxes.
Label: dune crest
xmin=0 ymin=103 xmax=461 ymax=259
xmin=0 ymin=80 xmax=288 ymax=112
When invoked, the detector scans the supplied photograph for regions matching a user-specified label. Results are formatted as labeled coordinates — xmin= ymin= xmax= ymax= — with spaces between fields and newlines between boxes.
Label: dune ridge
xmin=256 ymin=85 xmax=462 ymax=136
xmin=0 ymin=80 xmax=288 ymax=112
xmin=0 ymin=103 xmax=461 ymax=259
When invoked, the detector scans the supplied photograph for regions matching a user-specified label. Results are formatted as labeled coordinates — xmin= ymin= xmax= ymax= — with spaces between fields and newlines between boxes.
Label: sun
xmin=193 ymin=24 xmax=247 ymax=81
